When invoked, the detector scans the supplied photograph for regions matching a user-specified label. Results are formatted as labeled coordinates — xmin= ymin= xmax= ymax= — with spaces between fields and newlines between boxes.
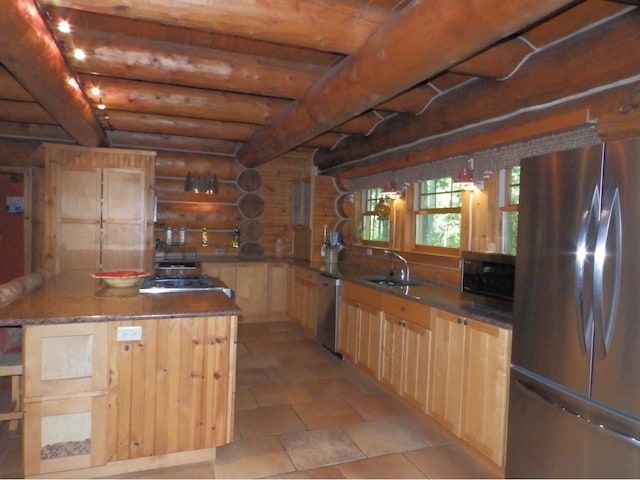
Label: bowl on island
xmin=91 ymin=270 xmax=149 ymax=288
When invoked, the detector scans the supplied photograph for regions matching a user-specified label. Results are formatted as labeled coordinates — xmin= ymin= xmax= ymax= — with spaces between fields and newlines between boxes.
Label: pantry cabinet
xmin=429 ymin=307 xmax=511 ymax=467
xmin=381 ymin=294 xmax=432 ymax=413
xmin=43 ymin=144 xmax=155 ymax=273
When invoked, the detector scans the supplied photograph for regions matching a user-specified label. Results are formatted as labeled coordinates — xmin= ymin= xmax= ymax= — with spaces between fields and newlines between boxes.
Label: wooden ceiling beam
xmin=42 ymin=0 xmax=390 ymax=55
xmin=315 ymin=9 xmax=640 ymax=171
xmin=107 ymin=131 xmax=238 ymax=155
xmin=0 ymin=0 xmax=105 ymax=147
xmin=237 ymin=0 xmax=579 ymax=167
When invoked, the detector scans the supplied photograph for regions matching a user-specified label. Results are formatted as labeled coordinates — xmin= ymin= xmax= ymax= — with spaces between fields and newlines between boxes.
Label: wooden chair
xmin=0 ymin=350 xmax=22 ymax=431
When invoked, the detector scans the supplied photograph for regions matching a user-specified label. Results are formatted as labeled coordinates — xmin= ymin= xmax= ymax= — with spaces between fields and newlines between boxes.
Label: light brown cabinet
xmin=381 ymin=294 xmax=432 ymax=413
xmin=339 ymin=281 xmax=383 ymax=377
xmin=44 ymin=144 xmax=155 ymax=273
xmin=23 ymin=315 xmax=237 ymax=477
xmin=23 ymin=322 xmax=109 ymax=476
xmin=203 ymin=262 xmax=289 ymax=322
xmin=290 ymin=265 xmax=318 ymax=334
xmin=429 ymin=307 xmax=511 ymax=467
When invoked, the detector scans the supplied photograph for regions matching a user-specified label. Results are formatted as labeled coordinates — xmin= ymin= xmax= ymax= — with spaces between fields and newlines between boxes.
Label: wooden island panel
xmin=107 ymin=315 xmax=237 ymax=463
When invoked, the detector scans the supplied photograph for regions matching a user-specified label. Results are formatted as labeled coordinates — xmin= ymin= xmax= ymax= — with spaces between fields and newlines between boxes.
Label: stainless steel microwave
xmin=461 ymin=251 xmax=515 ymax=312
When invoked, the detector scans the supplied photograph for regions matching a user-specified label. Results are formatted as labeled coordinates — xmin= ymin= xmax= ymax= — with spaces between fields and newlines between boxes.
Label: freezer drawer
xmin=506 ymin=368 xmax=640 ymax=478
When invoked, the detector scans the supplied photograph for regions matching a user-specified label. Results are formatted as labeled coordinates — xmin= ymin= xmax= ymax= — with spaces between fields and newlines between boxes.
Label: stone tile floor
xmin=0 ymin=321 xmax=503 ymax=479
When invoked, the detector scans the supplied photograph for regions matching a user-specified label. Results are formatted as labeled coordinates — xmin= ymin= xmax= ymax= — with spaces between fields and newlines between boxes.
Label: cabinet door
xmin=380 ymin=314 xmax=405 ymax=392
xmin=102 ymin=168 xmax=148 ymax=271
xmin=268 ymin=263 xmax=288 ymax=315
xmin=24 ymin=395 xmax=108 ymax=476
xmin=202 ymin=263 xmax=237 ymax=291
xmin=24 ymin=323 xmax=109 ymax=398
xmin=356 ymin=305 xmax=382 ymax=378
xmin=302 ymin=279 xmax=318 ymax=335
xmin=235 ymin=264 xmax=268 ymax=314
xmin=338 ymin=297 xmax=359 ymax=362
xmin=460 ymin=320 xmax=512 ymax=466
xmin=429 ymin=308 xmax=465 ymax=434
xmin=55 ymin=167 xmax=102 ymax=271
xmin=401 ymin=321 xmax=431 ymax=413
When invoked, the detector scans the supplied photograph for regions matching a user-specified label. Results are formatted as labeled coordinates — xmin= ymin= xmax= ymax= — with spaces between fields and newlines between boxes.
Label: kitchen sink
xmin=365 ymin=277 xmax=417 ymax=287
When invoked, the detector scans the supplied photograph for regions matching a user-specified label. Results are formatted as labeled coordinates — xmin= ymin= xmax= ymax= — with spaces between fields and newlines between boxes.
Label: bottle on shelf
xmin=165 ymin=226 xmax=174 ymax=246
xmin=201 ymin=227 xmax=208 ymax=246
xmin=178 ymin=226 xmax=187 ymax=246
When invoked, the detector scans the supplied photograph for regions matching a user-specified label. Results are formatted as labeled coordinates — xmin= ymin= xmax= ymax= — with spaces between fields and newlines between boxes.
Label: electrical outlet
xmin=366 ymin=248 xmax=373 ymax=256
xmin=117 ymin=326 xmax=142 ymax=341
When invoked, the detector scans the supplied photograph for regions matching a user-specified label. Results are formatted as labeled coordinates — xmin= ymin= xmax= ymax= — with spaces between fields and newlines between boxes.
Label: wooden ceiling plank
xmin=0 ymin=0 xmax=105 ymax=146
xmin=107 ymin=131 xmax=238 ymax=155
xmin=106 ymin=111 xmax=257 ymax=141
xmin=42 ymin=0 xmax=391 ymax=54
xmin=0 ymin=66 xmax=34 ymax=102
xmin=450 ymin=38 xmax=535 ymax=79
xmin=66 ymin=29 xmax=324 ymax=99
xmin=0 ymin=100 xmax=57 ymax=125
xmin=237 ymin=0 xmax=579 ymax=167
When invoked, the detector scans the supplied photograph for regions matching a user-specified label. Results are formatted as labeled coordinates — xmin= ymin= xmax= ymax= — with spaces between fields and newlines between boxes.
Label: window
xmin=362 ymin=187 xmax=389 ymax=243
xmin=415 ymin=177 xmax=462 ymax=250
xmin=501 ymin=166 xmax=520 ymax=255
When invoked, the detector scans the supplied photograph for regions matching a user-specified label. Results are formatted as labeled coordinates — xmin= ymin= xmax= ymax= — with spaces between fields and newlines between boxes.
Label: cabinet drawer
xmin=342 ymin=282 xmax=382 ymax=309
xmin=293 ymin=265 xmax=317 ymax=284
xmin=383 ymin=294 xmax=431 ymax=328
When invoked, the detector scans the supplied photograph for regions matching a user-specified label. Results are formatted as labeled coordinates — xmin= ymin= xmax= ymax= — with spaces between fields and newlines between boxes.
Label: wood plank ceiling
xmin=0 ymin=0 xmax=637 ymax=176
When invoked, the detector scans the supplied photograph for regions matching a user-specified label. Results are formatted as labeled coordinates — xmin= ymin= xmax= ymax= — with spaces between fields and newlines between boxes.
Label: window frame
xmin=360 ymin=187 xmax=391 ymax=247
xmin=412 ymin=176 xmax=463 ymax=255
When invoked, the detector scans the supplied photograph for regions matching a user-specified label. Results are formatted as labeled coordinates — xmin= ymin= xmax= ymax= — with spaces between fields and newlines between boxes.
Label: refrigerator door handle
xmin=516 ymin=378 xmax=640 ymax=448
xmin=575 ymin=186 xmax=600 ymax=351
xmin=594 ymin=187 xmax=622 ymax=356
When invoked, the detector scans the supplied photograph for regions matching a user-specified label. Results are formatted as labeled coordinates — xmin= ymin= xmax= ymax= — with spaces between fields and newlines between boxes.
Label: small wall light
xmin=184 ymin=172 xmax=219 ymax=194
xmin=454 ymin=158 xmax=476 ymax=191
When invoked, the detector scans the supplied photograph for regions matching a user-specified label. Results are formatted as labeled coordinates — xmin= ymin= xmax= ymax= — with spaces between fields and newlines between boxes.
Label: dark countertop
xmin=312 ymin=261 xmax=513 ymax=330
xmin=0 ymin=270 xmax=242 ymax=327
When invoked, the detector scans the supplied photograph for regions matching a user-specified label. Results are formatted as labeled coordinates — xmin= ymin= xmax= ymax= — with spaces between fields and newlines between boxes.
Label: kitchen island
xmin=0 ymin=271 xmax=241 ymax=478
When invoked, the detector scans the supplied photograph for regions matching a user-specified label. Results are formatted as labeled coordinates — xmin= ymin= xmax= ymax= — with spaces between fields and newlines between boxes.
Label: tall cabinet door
xmin=102 ymin=168 xmax=148 ymax=271
xmin=55 ymin=167 xmax=102 ymax=271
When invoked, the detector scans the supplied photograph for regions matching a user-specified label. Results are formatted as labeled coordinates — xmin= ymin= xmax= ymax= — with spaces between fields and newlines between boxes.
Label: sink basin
xmin=365 ymin=278 xmax=417 ymax=287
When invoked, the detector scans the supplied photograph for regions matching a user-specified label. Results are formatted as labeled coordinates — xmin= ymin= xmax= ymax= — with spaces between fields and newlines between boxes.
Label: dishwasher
xmin=316 ymin=272 xmax=341 ymax=356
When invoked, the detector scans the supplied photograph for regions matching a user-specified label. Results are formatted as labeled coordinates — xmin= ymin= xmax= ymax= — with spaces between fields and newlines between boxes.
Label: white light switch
xmin=116 ymin=326 xmax=142 ymax=341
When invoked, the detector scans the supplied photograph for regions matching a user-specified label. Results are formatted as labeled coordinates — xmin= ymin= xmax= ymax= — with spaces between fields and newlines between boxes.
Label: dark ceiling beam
xmin=236 ymin=0 xmax=580 ymax=167
xmin=0 ymin=0 xmax=105 ymax=147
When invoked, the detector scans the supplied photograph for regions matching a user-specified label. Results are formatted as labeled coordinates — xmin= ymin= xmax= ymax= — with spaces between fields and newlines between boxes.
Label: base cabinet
xmin=290 ymin=265 xmax=318 ymax=334
xmin=23 ymin=323 xmax=109 ymax=476
xmin=429 ymin=307 xmax=511 ymax=467
xmin=380 ymin=294 xmax=432 ymax=413
xmin=23 ymin=315 xmax=237 ymax=477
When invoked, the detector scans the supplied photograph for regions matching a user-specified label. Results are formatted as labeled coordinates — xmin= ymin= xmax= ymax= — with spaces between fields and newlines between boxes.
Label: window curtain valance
xmin=347 ymin=126 xmax=602 ymax=193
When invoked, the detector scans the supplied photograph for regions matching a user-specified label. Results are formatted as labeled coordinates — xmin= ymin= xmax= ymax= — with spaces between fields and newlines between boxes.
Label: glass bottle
xmin=201 ymin=227 xmax=208 ymax=246
xmin=178 ymin=226 xmax=187 ymax=246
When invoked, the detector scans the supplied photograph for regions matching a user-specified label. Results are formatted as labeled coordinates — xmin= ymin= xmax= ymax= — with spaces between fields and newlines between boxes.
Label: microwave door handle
xmin=575 ymin=186 xmax=599 ymax=352
xmin=594 ymin=187 xmax=622 ymax=356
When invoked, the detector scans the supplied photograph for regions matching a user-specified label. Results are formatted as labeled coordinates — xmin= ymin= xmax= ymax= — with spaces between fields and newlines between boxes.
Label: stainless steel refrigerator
xmin=505 ymin=137 xmax=640 ymax=478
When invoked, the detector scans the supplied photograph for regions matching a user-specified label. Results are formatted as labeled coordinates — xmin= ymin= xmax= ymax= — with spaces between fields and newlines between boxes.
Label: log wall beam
xmin=236 ymin=0 xmax=579 ymax=167
xmin=0 ymin=0 xmax=105 ymax=147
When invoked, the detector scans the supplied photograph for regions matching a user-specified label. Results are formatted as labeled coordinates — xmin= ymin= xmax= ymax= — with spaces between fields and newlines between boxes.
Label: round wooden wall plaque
xmin=239 ymin=219 xmax=263 ymax=242
xmin=238 ymin=193 xmax=264 ymax=219
xmin=237 ymin=169 xmax=262 ymax=192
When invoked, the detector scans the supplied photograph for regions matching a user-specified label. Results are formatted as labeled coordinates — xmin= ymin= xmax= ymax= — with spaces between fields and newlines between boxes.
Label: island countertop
xmin=0 ymin=270 xmax=242 ymax=327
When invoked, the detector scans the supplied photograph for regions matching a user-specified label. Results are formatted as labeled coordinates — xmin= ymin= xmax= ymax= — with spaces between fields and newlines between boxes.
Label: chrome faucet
xmin=384 ymin=250 xmax=410 ymax=283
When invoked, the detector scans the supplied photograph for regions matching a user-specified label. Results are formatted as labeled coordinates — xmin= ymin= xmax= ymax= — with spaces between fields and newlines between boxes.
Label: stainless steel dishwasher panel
xmin=316 ymin=273 xmax=341 ymax=354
